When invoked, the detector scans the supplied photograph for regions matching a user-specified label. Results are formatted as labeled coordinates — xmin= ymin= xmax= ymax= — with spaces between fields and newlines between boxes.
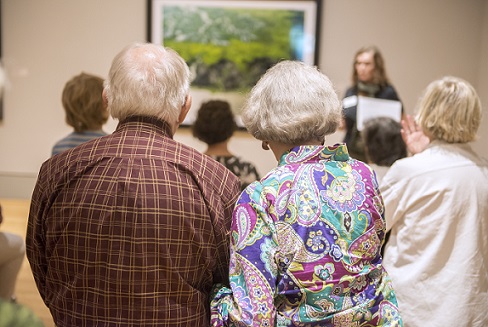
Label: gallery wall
xmin=0 ymin=0 xmax=487 ymax=198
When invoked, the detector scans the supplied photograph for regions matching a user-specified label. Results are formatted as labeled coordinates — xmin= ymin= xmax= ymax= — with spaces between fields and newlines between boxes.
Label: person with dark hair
xmin=51 ymin=72 xmax=109 ymax=156
xmin=362 ymin=116 xmax=407 ymax=183
xmin=362 ymin=116 xmax=407 ymax=257
xmin=341 ymin=46 xmax=403 ymax=161
xmin=27 ymin=43 xmax=241 ymax=327
xmin=192 ymin=100 xmax=260 ymax=191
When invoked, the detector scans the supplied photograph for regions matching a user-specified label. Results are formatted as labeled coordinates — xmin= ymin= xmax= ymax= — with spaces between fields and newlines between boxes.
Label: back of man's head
xmin=105 ymin=43 xmax=190 ymax=125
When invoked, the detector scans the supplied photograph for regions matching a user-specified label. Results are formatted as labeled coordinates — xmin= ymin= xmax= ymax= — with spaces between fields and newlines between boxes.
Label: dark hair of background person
xmin=192 ymin=100 xmax=238 ymax=144
xmin=352 ymin=45 xmax=390 ymax=87
xmin=62 ymin=72 xmax=108 ymax=132
xmin=362 ymin=116 xmax=407 ymax=166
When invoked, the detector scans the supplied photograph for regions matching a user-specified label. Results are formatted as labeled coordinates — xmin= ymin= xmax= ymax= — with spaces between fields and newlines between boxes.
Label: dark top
xmin=27 ymin=116 xmax=241 ymax=327
xmin=343 ymin=84 xmax=402 ymax=161
xmin=211 ymin=155 xmax=260 ymax=191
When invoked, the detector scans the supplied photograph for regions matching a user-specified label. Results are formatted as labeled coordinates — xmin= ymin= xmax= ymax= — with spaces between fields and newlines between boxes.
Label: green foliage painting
xmin=161 ymin=5 xmax=307 ymax=92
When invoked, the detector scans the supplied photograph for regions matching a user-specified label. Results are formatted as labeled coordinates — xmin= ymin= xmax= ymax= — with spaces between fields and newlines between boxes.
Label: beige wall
xmin=473 ymin=0 xmax=488 ymax=155
xmin=0 ymin=0 xmax=487 ymax=198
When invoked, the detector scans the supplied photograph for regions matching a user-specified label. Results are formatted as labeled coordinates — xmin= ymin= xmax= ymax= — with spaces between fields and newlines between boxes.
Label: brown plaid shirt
xmin=27 ymin=116 xmax=241 ymax=327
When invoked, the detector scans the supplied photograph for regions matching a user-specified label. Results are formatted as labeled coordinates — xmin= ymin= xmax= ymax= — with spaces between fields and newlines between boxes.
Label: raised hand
xmin=401 ymin=115 xmax=430 ymax=155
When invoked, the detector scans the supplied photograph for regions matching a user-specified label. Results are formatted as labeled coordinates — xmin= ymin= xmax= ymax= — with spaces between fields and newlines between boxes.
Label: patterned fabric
xmin=210 ymin=144 xmax=402 ymax=326
xmin=211 ymin=155 xmax=260 ymax=191
xmin=27 ymin=116 xmax=241 ymax=327
xmin=51 ymin=130 xmax=107 ymax=156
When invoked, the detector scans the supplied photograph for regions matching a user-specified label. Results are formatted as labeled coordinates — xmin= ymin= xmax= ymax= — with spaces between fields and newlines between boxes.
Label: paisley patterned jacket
xmin=211 ymin=144 xmax=403 ymax=327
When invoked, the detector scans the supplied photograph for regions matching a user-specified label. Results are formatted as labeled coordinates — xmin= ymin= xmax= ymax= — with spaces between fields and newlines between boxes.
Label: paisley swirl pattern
xmin=211 ymin=145 xmax=403 ymax=326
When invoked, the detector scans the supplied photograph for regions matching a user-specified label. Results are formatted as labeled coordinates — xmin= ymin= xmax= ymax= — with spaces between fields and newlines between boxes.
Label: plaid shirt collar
xmin=116 ymin=115 xmax=173 ymax=138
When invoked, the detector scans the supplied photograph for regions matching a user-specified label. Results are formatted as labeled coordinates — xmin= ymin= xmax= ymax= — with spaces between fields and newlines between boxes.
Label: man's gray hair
xmin=105 ymin=43 xmax=190 ymax=124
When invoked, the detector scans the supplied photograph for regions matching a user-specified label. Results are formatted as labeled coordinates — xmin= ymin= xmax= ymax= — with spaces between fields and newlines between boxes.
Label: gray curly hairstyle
xmin=242 ymin=60 xmax=342 ymax=144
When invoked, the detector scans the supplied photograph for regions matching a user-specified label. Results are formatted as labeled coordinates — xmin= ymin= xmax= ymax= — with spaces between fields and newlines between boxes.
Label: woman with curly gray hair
xmin=210 ymin=60 xmax=402 ymax=326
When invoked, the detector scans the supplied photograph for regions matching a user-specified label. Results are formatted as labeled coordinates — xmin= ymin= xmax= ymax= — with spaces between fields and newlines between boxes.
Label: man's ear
xmin=178 ymin=95 xmax=192 ymax=124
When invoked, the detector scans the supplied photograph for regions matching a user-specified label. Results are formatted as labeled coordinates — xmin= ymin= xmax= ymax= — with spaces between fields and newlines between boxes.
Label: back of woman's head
xmin=105 ymin=43 xmax=190 ymax=124
xmin=242 ymin=60 xmax=341 ymax=144
xmin=192 ymin=100 xmax=237 ymax=145
xmin=62 ymin=72 xmax=108 ymax=132
xmin=417 ymin=76 xmax=482 ymax=143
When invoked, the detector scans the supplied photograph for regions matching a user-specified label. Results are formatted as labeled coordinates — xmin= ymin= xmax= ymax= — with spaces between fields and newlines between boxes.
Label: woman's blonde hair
xmin=242 ymin=60 xmax=341 ymax=144
xmin=416 ymin=76 xmax=482 ymax=143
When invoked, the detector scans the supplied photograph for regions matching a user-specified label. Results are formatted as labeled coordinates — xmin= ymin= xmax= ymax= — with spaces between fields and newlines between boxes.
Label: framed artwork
xmin=147 ymin=0 xmax=322 ymax=127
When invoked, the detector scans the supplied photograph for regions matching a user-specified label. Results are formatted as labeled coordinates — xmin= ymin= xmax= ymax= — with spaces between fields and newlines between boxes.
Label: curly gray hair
xmin=242 ymin=60 xmax=342 ymax=145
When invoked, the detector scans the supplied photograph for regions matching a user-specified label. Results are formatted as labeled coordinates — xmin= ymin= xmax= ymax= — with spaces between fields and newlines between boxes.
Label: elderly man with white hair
xmin=27 ymin=43 xmax=241 ymax=327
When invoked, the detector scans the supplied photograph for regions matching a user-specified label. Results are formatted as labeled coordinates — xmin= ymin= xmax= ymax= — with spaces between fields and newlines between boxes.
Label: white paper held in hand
xmin=342 ymin=95 xmax=358 ymax=109
xmin=356 ymin=96 xmax=402 ymax=131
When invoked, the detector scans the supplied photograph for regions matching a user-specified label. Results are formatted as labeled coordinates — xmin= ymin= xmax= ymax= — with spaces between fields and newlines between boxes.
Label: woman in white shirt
xmin=381 ymin=76 xmax=488 ymax=327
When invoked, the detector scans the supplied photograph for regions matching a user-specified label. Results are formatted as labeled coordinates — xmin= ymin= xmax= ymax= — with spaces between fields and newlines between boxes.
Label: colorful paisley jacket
xmin=211 ymin=144 xmax=403 ymax=327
